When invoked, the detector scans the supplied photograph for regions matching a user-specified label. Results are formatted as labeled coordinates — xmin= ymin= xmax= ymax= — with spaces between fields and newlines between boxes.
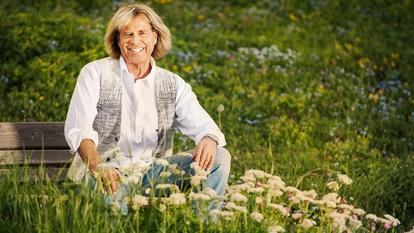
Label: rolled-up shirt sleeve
xmin=64 ymin=62 xmax=100 ymax=153
xmin=174 ymin=75 xmax=226 ymax=147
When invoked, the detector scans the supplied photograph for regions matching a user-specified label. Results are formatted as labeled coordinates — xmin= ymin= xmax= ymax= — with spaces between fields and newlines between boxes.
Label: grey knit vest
xmin=94 ymin=57 xmax=176 ymax=160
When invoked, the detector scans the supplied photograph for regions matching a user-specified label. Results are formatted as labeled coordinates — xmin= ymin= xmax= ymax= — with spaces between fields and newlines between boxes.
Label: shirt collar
xmin=119 ymin=56 xmax=156 ymax=86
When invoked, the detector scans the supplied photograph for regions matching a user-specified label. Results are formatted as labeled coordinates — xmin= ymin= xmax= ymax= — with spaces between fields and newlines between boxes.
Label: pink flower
xmin=370 ymin=223 xmax=376 ymax=231
xmin=384 ymin=221 xmax=392 ymax=229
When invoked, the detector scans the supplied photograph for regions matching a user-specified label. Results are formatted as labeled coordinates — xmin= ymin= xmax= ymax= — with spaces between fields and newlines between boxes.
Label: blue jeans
xmin=85 ymin=147 xmax=231 ymax=215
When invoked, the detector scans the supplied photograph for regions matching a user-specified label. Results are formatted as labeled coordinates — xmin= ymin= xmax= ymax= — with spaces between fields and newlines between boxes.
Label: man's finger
xmin=109 ymin=174 xmax=117 ymax=193
xmin=193 ymin=144 xmax=202 ymax=163
xmin=206 ymin=153 xmax=215 ymax=171
xmin=103 ymin=177 xmax=113 ymax=195
xmin=199 ymin=146 xmax=208 ymax=168
xmin=201 ymin=149 xmax=212 ymax=169
xmin=202 ymin=152 xmax=212 ymax=170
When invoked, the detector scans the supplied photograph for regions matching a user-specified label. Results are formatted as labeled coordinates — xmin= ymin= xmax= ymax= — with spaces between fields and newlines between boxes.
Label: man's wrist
xmin=204 ymin=134 xmax=219 ymax=146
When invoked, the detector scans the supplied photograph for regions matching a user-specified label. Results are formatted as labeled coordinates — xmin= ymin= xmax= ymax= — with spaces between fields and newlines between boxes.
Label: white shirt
xmin=64 ymin=57 xmax=225 ymax=170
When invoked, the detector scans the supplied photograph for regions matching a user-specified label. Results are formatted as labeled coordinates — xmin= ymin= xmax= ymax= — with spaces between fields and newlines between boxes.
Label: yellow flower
xmin=156 ymin=0 xmax=172 ymax=4
xmin=368 ymin=93 xmax=379 ymax=103
xmin=358 ymin=57 xmax=370 ymax=68
xmin=391 ymin=52 xmax=399 ymax=60
xmin=197 ymin=15 xmax=205 ymax=21
xmin=289 ymin=13 xmax=298 ymax=22
xmin=182 ymin=64 xmax=192 ymax=73
xmin=334 ymin=42 xmax=342 ymax=51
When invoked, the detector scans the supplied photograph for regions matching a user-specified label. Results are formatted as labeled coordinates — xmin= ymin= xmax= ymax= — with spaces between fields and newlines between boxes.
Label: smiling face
xmin=118 ymin=14 xmax=158 ymax=67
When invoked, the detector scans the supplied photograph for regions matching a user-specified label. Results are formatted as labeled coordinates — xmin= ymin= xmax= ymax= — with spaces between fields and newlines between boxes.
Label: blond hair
xmin=104 ymin=3 xmax=171 ymax=59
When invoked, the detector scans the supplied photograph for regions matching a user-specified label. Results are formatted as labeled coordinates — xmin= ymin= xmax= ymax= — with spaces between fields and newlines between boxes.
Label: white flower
xmin=169 ymin=193 xmax=186 ymax=205
xmin=248 ymin=187 xmax=265 ymax=193
xmin=217 ymin=104 xmax=225 ymax=113
xmin=267 ymin=203 xmax=289 ymax=216
xmin=155 ymin=159 xmax=169 ymax=166
xmin=267 ymin=189 xmax=284 ymax=200
xmin=240 ymin=174 xmax=256 ymax=183
xmin=365 ymin=213 xmax=378 ymax=221
xmin=250 ymin=211 xmax=264 ymax=222
xmin=227 ymin=183 xmax=253 ymax=193
xmin=230 ymin=192 xmax=248 ymax=203
xmin=301 ymin=218 xmax=316 ymax=229
xmin=284 ymin=186 xmax=299 ymax=193
xmin=145 ymin=188 xmax=151 ymax=195
xmin=220 ymin=210 xmax=234 ymax=220
xmin=160 ymin=171 xmax=171 ymax=177
xmin=132 ymin=194 xmax=148 ymax=209
xmin=325 ymin=200 xmax=337 ymax=208
xmin=295 ymin=191 xmax=315 ymax=203
xmin=329 ymin=211 xmax=347 ymax=233
xmin=288 ymin=196 xmax=300 ymax=204
xmin=121 ymin=174 xmax=141 ymax=185
xmin=156 ymin=184 xmax=179 ymax=192
xmin=292 ymin=212 xmax=303 ymax=220
xmin=209 ymin=209 xmax=221 ymax=217
xmin=189 ymin=192 xmax=211 ymax=201
xmin=268 ymin=225 xmax=285 ymax=233
xmin=209 ymin=209 xmax=234 ymax=220
xmin=352 ymin=208 xmax=365 ymax=216
xmin=203 ymin=188 xmax=217 ymax=198
xmin=269 ymin=175 xmax=284 ymax=184
xmin=348 ymin=218 xmax=363 ymax=230
xmin=225 ymin=202 xmax=248 ymax=213
xmin=338 ymin=204 xmax=353 ymax=210
xmin=191 ymin=175 xmax=207 ymax=186
xmin=190 ymin=162 xmax=209 ymax=176
xmin=384 ymin=214 xmax=401 ymax=226
xmin=267 ymin=178 xmax=286 ymax=189
xmin=337 ymin=174 xmax=353 ymax=185
xmin=326 ymin=181 xmax=340 ymax=191
xmin=159 ymin=203 xmax=166 ymax=212
xmin=244 ymin=169 xmax=272 ymax=179
xmin=322 ymin=192 xmax=340 ymax=207
xmin=255 ymin=197 xmax=263 ymax=205
xmin=302 ymin=189 xmax=318 ymax=199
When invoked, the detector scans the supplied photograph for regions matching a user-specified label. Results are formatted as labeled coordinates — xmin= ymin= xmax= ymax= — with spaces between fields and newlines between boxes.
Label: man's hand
xmin=93 ymin=165 xmax=120 ymax=195
xmin=193 ymin=136 xmax=218 ymax=171
xmin=78 ymin=139 xmax=119 ymax=194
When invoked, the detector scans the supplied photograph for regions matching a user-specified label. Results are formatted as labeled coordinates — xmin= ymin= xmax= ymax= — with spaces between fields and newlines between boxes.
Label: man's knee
xmin=215 ymin=147 xmax=231 ymax=168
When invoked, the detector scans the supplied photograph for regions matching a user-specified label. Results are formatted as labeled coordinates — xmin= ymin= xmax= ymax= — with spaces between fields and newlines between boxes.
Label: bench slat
xmin=0 ymin=168 xmax=68 ymax=181
xmin=0 ymin=150 xmax=73 ymax=165
xmin=0 ymin=122 xmax=68 ymax=150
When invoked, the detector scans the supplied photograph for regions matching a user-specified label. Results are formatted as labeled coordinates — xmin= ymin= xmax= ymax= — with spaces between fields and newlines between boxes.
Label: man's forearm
xmin=78 ymin=139 xmax=101 ymax=172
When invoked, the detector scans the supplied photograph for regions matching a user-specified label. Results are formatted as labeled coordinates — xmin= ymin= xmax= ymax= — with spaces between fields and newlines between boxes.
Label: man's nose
xmin=131 ymin=34 xmax=141 ymax=44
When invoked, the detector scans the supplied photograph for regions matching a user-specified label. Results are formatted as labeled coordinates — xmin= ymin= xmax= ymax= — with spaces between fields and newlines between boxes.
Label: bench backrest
xmin=0 ymin=122 xmax=73 ymax=180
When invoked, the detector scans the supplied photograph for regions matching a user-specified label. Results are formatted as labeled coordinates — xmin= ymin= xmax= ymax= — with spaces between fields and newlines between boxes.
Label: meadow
xmin=0 ymin=0 xmax=413 ymax=232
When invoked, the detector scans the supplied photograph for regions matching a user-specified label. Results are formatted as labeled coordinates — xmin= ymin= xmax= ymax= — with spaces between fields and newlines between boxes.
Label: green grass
xmin=1 ymin=0 xmax=414 ymax=231
xmin=0 ymin=163 xmax=406 ymax=232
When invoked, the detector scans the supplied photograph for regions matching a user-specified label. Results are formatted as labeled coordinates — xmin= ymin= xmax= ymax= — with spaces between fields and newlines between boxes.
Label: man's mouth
xmin=128 ymin=47 xmax=145 ymax=53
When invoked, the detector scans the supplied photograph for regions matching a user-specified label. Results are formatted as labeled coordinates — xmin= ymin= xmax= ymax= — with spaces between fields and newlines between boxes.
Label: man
xmin=64 ymin=3 xmax=230 ymax=210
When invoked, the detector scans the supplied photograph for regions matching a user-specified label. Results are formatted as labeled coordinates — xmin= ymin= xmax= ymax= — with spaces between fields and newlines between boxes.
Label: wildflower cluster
xmin=237 ymin=45 xmax=299 ymax=73
xmin=110 ymin=159 xmax=403 ymax=232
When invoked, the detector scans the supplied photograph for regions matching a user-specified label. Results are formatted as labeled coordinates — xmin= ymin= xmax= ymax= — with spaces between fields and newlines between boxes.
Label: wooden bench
xmin=0 ymin=122 xmax=73 ymax=181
